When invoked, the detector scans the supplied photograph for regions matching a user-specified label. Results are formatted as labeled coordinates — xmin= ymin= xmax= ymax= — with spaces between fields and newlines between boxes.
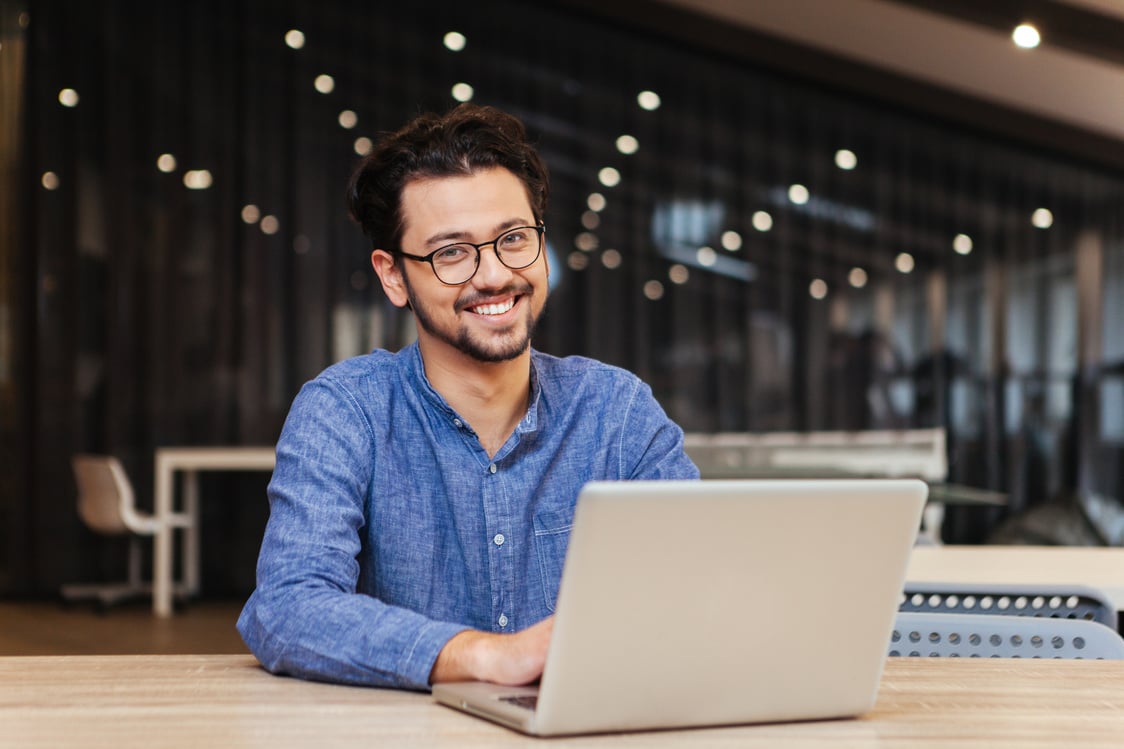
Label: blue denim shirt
xmin=237 ymin=343 xmax=698 ymax=690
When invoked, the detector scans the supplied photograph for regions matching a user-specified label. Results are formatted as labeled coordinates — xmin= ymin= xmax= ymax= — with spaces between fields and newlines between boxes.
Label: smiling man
xmin=237 ymin=104 xmax=698 ymax=690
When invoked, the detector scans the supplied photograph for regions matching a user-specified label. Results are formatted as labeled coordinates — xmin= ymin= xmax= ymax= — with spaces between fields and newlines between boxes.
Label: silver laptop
xmin=433 ymin=478 xmax=927 ymax=736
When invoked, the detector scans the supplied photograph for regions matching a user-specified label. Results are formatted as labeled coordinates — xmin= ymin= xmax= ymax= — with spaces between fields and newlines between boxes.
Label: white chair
xmin=60 ymin=455 xmax=194 ymax=608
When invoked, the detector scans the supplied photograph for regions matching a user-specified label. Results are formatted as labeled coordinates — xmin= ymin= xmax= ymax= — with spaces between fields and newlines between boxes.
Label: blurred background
xmin=2 ymin=0 xmax=1123 ymax=601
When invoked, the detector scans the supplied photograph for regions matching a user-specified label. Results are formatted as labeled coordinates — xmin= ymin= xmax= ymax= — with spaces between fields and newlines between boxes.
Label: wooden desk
xmin=907 ymin=545 xmax=1124 ymax=612
xmin=3 ymin=654 xmax=1122 ymax=747
xmin=153 ymin=446 xmax=276 ymax=617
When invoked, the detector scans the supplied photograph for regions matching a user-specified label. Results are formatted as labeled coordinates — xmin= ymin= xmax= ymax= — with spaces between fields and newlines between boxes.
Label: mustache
xmin=455 ymin=283 xmax=534 ymax=312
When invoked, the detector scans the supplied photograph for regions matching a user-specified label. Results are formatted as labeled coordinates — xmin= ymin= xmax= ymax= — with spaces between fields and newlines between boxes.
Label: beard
xmin=402 ymin=273 xmax=544 ymax=363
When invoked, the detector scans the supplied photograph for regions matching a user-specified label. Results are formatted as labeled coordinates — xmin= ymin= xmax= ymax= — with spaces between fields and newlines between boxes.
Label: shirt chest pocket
xmin=532 ymin=508 xmax=573 ymax=613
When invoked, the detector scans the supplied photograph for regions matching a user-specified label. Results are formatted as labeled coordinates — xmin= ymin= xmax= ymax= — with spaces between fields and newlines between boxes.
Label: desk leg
xmin=184 ymin=470 xmax=200 ymax=596
xmin=154 ymin=458 xmax=175 ymax=617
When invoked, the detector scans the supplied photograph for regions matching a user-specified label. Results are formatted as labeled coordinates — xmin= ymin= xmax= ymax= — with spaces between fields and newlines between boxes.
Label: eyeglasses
xmin=396 ymin=224 xmax=545 ymax=285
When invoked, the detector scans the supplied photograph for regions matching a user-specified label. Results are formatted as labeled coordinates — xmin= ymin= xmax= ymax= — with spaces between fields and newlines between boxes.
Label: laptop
xmin=433 ymin=478 xmax=927 ymax=736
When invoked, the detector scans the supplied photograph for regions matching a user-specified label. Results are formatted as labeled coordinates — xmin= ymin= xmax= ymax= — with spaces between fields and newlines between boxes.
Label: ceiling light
xmin=443 ymin=31 xmax=466 ymax=52
xmin=58 ymin=88 xmax=79 ymax=107
xmin=183 ymin=170 xmax=213 ymax=190
xmin=848 ymin=267 xmax=868 ymax=288
xmin=601 ymin=249 xmax=622 ymax=269
xmin=788 ymin=184 xmax=809 ymax=205
xmin=637 ymin=90 xmax=661 ymax=111
xmin=835 ymin=149 xmax=857 ymax=170
xmin=809 ymin=279 xmax=828 ymax=300
xmin=953 ymin=233 xmax=973 ymax=255
xmin=1012 ymin=23 xmax=1040 ymax=49
xmin=598 ymin=167 xmax=621 ymax=187
xmin=451 ymin=82 xmax=474 ymax=102
xmin=284 ymin=30 xmax=305 ymax=49
xmin=895 ymin=252 xmax=915 ymax=274
xmin=616 ymin=134 xmax=639 ymax=155
xmin=1031 ymin=208 xmax=1054 ymax=229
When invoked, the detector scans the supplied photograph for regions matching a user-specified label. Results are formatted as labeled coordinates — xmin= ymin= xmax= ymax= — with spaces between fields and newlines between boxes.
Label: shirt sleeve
xmin=236 ymin=377 xmax=467 ymax=690
xmin=616 ymin=377 xmax=701 ymax=481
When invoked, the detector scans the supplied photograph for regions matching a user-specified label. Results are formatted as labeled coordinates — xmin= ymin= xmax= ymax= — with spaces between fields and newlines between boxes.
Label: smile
xmin=468 ymin=298 xmax=517 ymax=316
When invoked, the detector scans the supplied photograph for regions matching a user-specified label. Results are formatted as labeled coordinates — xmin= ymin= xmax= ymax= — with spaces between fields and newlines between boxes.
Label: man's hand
xmin=430 ymin=616 xmax=554 ymax=685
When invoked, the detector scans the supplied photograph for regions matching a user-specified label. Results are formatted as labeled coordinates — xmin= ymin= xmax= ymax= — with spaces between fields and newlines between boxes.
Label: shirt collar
xmin=405 ymin=341 xmax=543 ymax=435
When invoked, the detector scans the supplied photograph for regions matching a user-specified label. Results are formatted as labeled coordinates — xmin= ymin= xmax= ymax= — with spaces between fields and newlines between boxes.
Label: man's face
xmin=375 ymin=167 xmax=549 ymax=364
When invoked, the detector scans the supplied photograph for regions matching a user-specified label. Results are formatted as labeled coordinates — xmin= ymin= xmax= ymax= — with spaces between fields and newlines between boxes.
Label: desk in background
xmin=683 ymin=429 xmax=1005 ymax=543
xmin=907 ymin=544 xmax=1124 ymax=614
xmin=153 ymin=446 xmax=276 ymax=617
xmin=3 ymin=654 xmax=1122 ymax=748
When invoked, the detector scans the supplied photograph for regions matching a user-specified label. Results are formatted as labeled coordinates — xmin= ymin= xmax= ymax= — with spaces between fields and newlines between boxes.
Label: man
xmin=237 ymin=103 xmax=698 ymax=690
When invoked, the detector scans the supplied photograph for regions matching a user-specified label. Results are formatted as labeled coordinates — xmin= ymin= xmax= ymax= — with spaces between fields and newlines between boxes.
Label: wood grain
xmin=3 ymin=655 xmax=1123 ymax=748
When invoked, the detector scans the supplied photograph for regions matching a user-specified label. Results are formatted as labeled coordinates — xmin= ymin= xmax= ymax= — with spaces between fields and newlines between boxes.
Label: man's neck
xmin=419 ymin=341 xmax=532 ymax=458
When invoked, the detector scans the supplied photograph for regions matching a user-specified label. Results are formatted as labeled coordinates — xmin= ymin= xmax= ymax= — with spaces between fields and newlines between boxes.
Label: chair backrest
xmin=72 ymin=455 xmax=139 ymax=535
xmin=891 ymin=611 xmax=1124 ymax=659
xmin=900 ymin=582 xmax=1116 ymax=629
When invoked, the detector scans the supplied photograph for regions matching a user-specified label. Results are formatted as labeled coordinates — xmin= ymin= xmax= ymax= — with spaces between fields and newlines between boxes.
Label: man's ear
xmin=371 ymin=249 xmax=410 ymax=308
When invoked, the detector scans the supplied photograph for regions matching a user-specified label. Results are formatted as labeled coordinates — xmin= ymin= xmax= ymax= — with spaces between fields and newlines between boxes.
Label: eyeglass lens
xmin=432 ymin=226 xmax=541 ymax=284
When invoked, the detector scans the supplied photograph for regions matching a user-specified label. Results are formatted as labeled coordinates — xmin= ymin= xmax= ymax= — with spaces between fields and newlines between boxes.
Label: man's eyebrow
xmin=422 ymin=218 xmax=534 ymax=247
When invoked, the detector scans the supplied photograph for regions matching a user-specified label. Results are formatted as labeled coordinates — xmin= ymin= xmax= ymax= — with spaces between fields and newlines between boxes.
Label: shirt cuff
xmin=398 ymin=619 xmax=472 ymax=691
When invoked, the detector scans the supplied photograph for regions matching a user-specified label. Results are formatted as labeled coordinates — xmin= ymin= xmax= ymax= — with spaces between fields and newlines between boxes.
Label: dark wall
xmin=3 ymin=0 xmax=1124 ymax=596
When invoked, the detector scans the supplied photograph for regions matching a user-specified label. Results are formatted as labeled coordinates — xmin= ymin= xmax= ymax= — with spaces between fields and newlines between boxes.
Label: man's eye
xmin=500 ymin=230 xmax=528 ymax=246
xmin=435 ymin=245 xmax=470 ymax=262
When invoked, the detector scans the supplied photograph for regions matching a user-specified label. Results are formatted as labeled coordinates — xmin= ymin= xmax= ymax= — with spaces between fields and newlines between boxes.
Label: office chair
xmin=60 ymin=454 xmax=193 ymax=608
xmin=899 ymin=581 xmax=1117 ymax=629
xmin=890 ymin=611 xmax=1124 ymax=659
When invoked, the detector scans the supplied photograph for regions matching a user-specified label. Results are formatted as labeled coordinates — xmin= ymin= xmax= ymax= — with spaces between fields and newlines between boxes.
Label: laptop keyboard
xmin=499 ymin=694 xmax=538 ymax=711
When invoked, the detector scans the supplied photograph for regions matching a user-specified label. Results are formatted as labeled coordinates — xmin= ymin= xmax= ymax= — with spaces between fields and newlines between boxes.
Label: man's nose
xmin=473 ymin=244 xmax=512 ymax=286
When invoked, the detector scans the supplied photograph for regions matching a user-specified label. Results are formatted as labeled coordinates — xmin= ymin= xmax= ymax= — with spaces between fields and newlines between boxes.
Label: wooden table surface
xmin=3 ymin=654 xmax=1123 ymax=748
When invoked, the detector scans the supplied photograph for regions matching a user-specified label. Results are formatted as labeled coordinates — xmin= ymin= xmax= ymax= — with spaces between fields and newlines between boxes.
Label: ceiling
xmin=630 ymin=0 xmax=1124 ymax=169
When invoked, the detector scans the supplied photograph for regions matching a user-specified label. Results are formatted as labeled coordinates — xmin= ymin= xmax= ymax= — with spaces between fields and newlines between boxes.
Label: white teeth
xmin=471 ymin=299 xmax=515 ymax=316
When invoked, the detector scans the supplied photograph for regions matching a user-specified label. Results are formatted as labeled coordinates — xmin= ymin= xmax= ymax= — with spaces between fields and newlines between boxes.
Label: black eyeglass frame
xmin=394 ymin=224 xmax=546 ymax=285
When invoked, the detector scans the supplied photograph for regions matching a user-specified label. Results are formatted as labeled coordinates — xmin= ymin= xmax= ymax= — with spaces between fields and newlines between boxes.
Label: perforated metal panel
xmin=890 ymin=612 xmax=1124 ymax=659
xmin=899 ymin=582 xmax=1116 ymax=628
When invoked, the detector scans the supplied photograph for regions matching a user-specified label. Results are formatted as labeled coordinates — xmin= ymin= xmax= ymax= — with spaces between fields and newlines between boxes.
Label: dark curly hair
xmin=346 ymin=104 xmax=549 ymax=252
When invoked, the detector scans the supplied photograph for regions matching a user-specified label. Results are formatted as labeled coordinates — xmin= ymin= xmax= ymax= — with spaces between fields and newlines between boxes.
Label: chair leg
xmin=60 ymin=536 xmax=152 ymax=609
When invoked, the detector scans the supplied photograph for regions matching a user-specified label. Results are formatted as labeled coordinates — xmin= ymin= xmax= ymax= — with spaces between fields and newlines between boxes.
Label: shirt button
xmin=453 ymin=419 xmax=463 ymax=428
xmin=489 ymin=463 xmax=497 ymax=474
xmin=498 ymin=614 xmax=509 ymax=628
xmin=493 ymin=533 xmax=505 ymax=547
